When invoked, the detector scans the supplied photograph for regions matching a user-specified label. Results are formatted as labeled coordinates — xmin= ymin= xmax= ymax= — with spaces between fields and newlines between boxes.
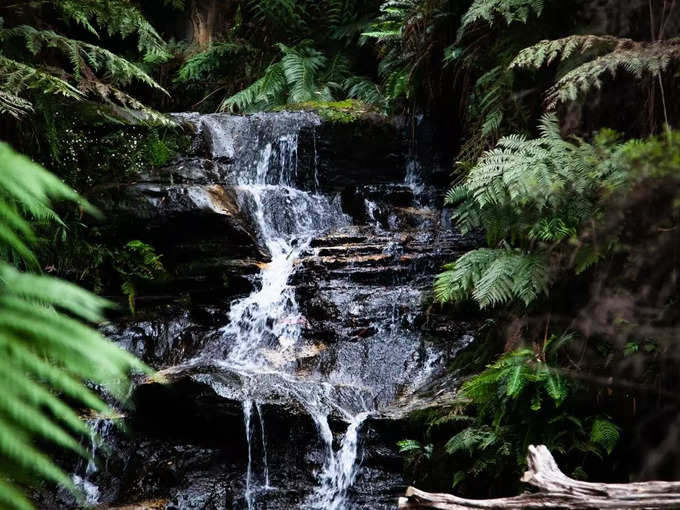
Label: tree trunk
xmin=189 ymin=0 xmax=220 ymax=47
xmin=399 ymin=445 xmax=680 ymax=509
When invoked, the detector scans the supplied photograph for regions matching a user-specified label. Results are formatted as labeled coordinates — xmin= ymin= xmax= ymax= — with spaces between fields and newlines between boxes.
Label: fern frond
xmin=0 ymin=90 xmax=33 ymax=118
xmin=435 ymin=248 xmax=550 ymax=307
xmin=176 ymin=42 xmax=255 ymax=83
xmin=344 ymin=75 xmax=385 ymax=107
xmin=511 ymin=36 xmax=680 ymax=108
xmin=0 ymin=57 xmax=83 ymax=103
xmin=0 ymin=144 xmax=149 ymax=509
xmin=278 ymin=43 xmax=327 ymax=103
xmin=458 ymin=0 xmax=545 ymax=41
xmin=53 ymin=0 xmax=170 ymax=61
xmin=4 ymin=26 xmax=166 ymax=92
xmin=445 ymin=426 xmax=498 ymax=455
xmin=248 ymin=0 xmax=308 ymax=34
xmin=221 ymin=62 xmax=287 ymax=112
xmin=590 ymin=418 xmax=620 ymax=454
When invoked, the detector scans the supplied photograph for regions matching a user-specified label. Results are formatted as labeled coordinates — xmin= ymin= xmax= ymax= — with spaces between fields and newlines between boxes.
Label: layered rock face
xmin=49 ymin=112 xmax=478 ymax=510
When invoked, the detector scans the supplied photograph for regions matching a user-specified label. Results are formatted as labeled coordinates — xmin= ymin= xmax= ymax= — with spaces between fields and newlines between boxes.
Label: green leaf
xmin=590 ymin=418 xmax=620 ymax=455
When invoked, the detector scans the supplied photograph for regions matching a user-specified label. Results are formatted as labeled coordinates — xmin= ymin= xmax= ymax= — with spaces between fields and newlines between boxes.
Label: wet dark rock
xmin=101 ymin=306 xmax=230 ymax=368
xmin=298 ymin=119 xmax=406 ymax=191
xmin=43 ymin=111 xmax=484 ymax=510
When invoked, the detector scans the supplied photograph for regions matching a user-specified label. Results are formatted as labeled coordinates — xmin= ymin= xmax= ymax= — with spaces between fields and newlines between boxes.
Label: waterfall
xmin=165 ymin=111 xmax=449 ymax=509
xmin=71 ymin=418 xmax=114 ymax=507
xmin=243 ymin=400 xmax=254 ymax=510
xmin=256 ymin=403 xmax=270 ymax=488
xmin=200 ymin=112 xmax=372 ymax=508
xmin=307 ymin=412 xmax=370 ymax=509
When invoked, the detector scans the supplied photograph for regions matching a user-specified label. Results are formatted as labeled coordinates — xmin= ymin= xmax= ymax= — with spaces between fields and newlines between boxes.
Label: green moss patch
xmin=275 ymin=99 xmax=383 ymax=123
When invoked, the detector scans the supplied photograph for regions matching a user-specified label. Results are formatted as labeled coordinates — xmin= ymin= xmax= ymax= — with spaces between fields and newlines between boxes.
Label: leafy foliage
xmin=434 ymin=247 xmax=550 ymax=308
xmin=590 ymin=418 xmax=620 ymax=455
xmin=54 ymin=0 xmax=170 ymax=61
xmin=176 ymin=42 xmax=256 ymax=83
xmin=440 ymin=342 xmax=617 ymax=486
xmin=115 ymin=240 xmax=165 ymax=314
xmin=436 ymin=115 xmax=625 ymax=308
xmin=511 ymin=36 xmax=680 ymax=108
xmin=222 ymin=41 xmax=382 ymax=112
xmin=0 ymin=143 xmax=147 ymax=509
xmin=0 ymin=1 xmax=171 ymax=124
xmin=458 ymin=0 xmax=546 ymax=42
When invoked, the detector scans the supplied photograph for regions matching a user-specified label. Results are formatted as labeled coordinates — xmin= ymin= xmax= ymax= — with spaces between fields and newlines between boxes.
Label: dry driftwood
xmin=398 ymin=444 xmax=680 ymax=509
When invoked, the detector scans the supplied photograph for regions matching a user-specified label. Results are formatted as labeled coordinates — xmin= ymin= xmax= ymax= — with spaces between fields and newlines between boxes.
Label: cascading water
xmin=71 ymin=418 xmax=114 ymax=507
xmin=194 ymin=112 xmax=377 ymax=508
xmin=41 ymin=110 xmax=479 ymax=510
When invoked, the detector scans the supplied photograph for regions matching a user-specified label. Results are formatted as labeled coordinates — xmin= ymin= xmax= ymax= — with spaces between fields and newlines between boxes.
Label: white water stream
xmin=208 ymin=118 xmax=369 ymax=509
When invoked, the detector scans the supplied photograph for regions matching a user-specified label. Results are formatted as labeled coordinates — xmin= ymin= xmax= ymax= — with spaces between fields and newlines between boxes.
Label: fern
xmin=445 ymin=426 xmax=499 ymax=455
xmin=458 ymin=0 xmax=546 ymax=41
xmin=54 ymin=0 xmax=171 ymax=62
xmin=0 ymin=4 xmax=170 ymax=123
xmin=437 ymin=115 xmax=626 ymax=308
xmin=177 ymin=42 xmax=256 ymax=83
xmin=4 ymin=26 xmax=165 ymax=92
xmin=590 ymin=418 xmax=620 ymax=455
xmin=435 ymin=248 xmax=550 ymax=308
xmin=278 ymin=43 xmax=327 ymax=103
xmin=344 ymin=76 xmax=386 ymax=107
xmin=0 ymin=57 xmax=83 ymax=110
xmin=0 ymin=143 xmax=148 ymax=509
xmin=222 ymin=42 xmax=333 ymax=111
xmin=221 ymin=61 xmax=288 ymax=112
xmin=510 ymin=36 xmax=680 ymax=108
xmin=248 ymin=0 xmax=308 ymax=35
xmin=0 ymin=90 xmax=34 ymax=118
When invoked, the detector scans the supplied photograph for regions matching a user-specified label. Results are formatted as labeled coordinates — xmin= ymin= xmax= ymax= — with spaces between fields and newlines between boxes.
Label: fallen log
xmin=398 ymin=444 xmax=680 ymax=509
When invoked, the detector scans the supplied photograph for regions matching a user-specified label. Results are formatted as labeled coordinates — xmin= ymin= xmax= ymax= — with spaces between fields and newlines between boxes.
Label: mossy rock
xmin=275 ymin=99 xmax=385 ymax=124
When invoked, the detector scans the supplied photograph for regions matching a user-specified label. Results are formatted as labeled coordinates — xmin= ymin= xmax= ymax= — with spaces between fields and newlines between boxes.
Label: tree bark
xmin=398 ymin=445 xmax=680 ymax=509
xmin=189 ymin=0 xmax=220 ymax=47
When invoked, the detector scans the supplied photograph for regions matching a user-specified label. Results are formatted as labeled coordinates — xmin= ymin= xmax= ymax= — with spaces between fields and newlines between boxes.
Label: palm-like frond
xmin=435 ymin=248 xmax=550 ymax=308
xmin=4 ymin=26 xmax=166 ymax=92
xmin=221 ymin=61 xmax=288 ymax=112
xmin=458 ymin=0 xmax=546 ymax=41
xmin=0 ymin=57 xmax=83 ymax=108
xmin=53 ymin=0 xmax=170 ymax=61
xmin=438 ymin=115 xmax=624 ymax=308
xmin=0 ymin=90 xmax=33 ymax=118
xmin=0 ymin=4 xmax=170 ymax=122
xmin=278 ymin=43 xmax=327 ymax=103
xmin=510 ymin=36 xmax=680 ymax=108
xmin=177 ymin=42 xmax=256 ymax=83
xmin=0 ymin=143 xmax=148 ymax=509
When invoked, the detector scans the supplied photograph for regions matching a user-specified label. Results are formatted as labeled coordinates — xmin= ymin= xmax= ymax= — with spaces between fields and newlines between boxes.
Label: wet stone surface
xmin=44 ymin=112 xmax=480 ymax=510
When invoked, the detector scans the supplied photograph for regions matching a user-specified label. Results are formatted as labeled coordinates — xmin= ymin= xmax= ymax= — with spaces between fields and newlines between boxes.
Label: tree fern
xmin=0 ymin=143 xmax=148 ymax=509
xmin=510 ymin=36 xmax=680 ymax=108
xmin=344 ymin=76 xmax=386 ymax=107
xmin=0 ymin=91 xmax=33 ymax=119
xmin=222 ymin=42 xmax=334 ymax=111
xmin=445 ymin=426 xmax=499 ymax=455
xmin=4 ymin=26 xmax=165 ymax=92
xmin=0 ymin=57 xmax=83 ymax=107
xmin=221 ymin=61 xmax=288 ymax=112
xmin=248 ymin=0 xmax=308 ymax=35
xmin=278 ymin=43 xmax=327 ymax=103
xmin=177 ymin=42 xmax=256 ymax=83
